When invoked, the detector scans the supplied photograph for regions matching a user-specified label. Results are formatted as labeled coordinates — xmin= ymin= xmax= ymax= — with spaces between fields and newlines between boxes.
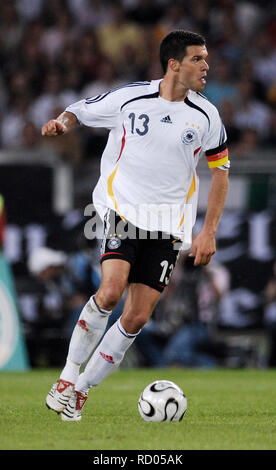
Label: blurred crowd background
xmin=1 ymin=0 xmax=276 ymax=371
xmin=0 ymin=0 xmax=275 ymax=158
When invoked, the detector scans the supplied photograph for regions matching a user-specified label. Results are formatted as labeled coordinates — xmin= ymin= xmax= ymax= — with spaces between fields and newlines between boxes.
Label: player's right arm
xmin=41 ymin=83 xmax=150 ymax=136
xmin=41 ymin=111 xmax=79 ymax=137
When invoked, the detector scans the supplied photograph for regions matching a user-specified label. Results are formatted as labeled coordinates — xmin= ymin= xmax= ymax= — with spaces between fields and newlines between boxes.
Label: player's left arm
xmin=190 ymin=102 xmax=230 ymax=266
xmin=190 ymin=167 xmax=229 ymax=266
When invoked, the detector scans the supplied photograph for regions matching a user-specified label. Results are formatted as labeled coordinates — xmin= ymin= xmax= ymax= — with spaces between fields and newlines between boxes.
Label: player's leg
xmin=61 ymin=259 xmax=130 ymax=378
xmin=120 ymin=283 xmax=161 ymax=333
xmin=61 ymin=234 xmax=181 ymax=421
xmin=46 ymin=259 xmax=130 ymax=413
xmin=61 ymin=283 xmax=161 ymax=421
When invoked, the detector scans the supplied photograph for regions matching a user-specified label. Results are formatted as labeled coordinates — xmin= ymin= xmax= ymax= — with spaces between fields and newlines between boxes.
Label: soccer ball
xmin=138 ymin=380 xmax=187 ymax=422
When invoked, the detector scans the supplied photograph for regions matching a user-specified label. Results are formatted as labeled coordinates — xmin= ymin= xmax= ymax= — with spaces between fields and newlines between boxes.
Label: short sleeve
xmin=65 ymin=91 xmax=121 ymax=130
xmin=202 ymin=107 xmax=230 ymax=170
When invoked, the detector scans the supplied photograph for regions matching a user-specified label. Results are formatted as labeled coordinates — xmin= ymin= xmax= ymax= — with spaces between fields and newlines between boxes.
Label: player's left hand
xmin=189 ymin=230 xmax=216 ymax=266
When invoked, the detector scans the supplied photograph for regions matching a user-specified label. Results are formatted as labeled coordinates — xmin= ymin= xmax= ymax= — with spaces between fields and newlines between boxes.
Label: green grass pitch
xmin=1 ymin=368 xmax=276 ymax=450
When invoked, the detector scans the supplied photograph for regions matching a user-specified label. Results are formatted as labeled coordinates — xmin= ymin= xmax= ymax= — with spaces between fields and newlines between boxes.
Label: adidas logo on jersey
xmin=160 ymin=115 xmax=172 ymax=123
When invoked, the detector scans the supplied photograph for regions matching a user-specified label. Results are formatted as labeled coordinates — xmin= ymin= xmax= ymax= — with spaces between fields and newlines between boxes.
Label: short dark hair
xmin=159 ymin=30 xmax=206 ymax=74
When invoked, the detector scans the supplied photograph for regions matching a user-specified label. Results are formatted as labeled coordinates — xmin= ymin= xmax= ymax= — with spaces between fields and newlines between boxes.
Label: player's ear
xmin=168 ymin=58 xmax=180 ymax=72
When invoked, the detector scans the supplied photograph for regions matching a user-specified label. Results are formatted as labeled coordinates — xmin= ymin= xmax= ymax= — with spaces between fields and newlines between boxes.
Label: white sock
xmin=60 ymin=296 xmax=112 ymax=384
xmin=75 ymin=317 xmax=139 ymax=393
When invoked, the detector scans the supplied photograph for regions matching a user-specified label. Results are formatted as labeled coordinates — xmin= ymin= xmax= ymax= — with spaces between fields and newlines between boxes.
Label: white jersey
xmin=66 ymin=79 xmax=229 ymax=247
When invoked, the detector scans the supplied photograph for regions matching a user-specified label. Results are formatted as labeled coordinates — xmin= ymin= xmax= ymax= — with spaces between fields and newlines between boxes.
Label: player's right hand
xmin=41 ymin=119 xmax=66 ymax=136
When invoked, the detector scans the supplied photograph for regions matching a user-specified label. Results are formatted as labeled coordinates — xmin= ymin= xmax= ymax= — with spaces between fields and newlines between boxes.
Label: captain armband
xmin=205 ymin=142 xmax=229 ymax=169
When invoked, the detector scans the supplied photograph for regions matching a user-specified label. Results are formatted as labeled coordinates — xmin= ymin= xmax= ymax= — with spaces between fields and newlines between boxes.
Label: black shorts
xmin=100 ymin=210 xmax=181 ymax=293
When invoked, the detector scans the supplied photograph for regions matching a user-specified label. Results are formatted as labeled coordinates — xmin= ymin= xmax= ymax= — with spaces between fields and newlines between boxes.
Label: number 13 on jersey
xmin=128 ymin=113 xmax=149 ymax=136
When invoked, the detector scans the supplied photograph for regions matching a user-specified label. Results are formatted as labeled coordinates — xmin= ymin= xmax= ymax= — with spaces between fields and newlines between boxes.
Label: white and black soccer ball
xmin=138 ymin=380 xmax=187 ymax=422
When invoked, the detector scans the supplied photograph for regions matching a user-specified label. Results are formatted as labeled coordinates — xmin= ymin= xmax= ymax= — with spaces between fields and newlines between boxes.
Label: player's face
xmin=177 ymin=45 xmax=209 ymax=92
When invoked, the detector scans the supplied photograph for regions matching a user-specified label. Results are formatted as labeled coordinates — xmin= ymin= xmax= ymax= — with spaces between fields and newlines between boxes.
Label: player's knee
xmin=96 ymin=284 xmax=123 ymax=311
xmin=123 ymin=312 xmax=149 ymax=334
xmin=137 ymin=317 xmax=149 ymax=331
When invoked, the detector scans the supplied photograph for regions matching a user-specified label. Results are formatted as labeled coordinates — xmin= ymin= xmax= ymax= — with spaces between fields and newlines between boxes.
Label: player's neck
xmin=159 ymin=77 xmax=189 ymax=102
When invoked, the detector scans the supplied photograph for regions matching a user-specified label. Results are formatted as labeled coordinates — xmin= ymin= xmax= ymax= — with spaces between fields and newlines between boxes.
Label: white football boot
xmin=61 ymin=390 xmax=88 ymax=421
xmin=46 ymin=379 xmax=74 ymax=413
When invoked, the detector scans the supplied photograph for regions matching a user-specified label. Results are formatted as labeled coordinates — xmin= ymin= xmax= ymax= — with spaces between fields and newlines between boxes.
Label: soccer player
xmin=42 ymin=31 xmax=229 ymax=421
